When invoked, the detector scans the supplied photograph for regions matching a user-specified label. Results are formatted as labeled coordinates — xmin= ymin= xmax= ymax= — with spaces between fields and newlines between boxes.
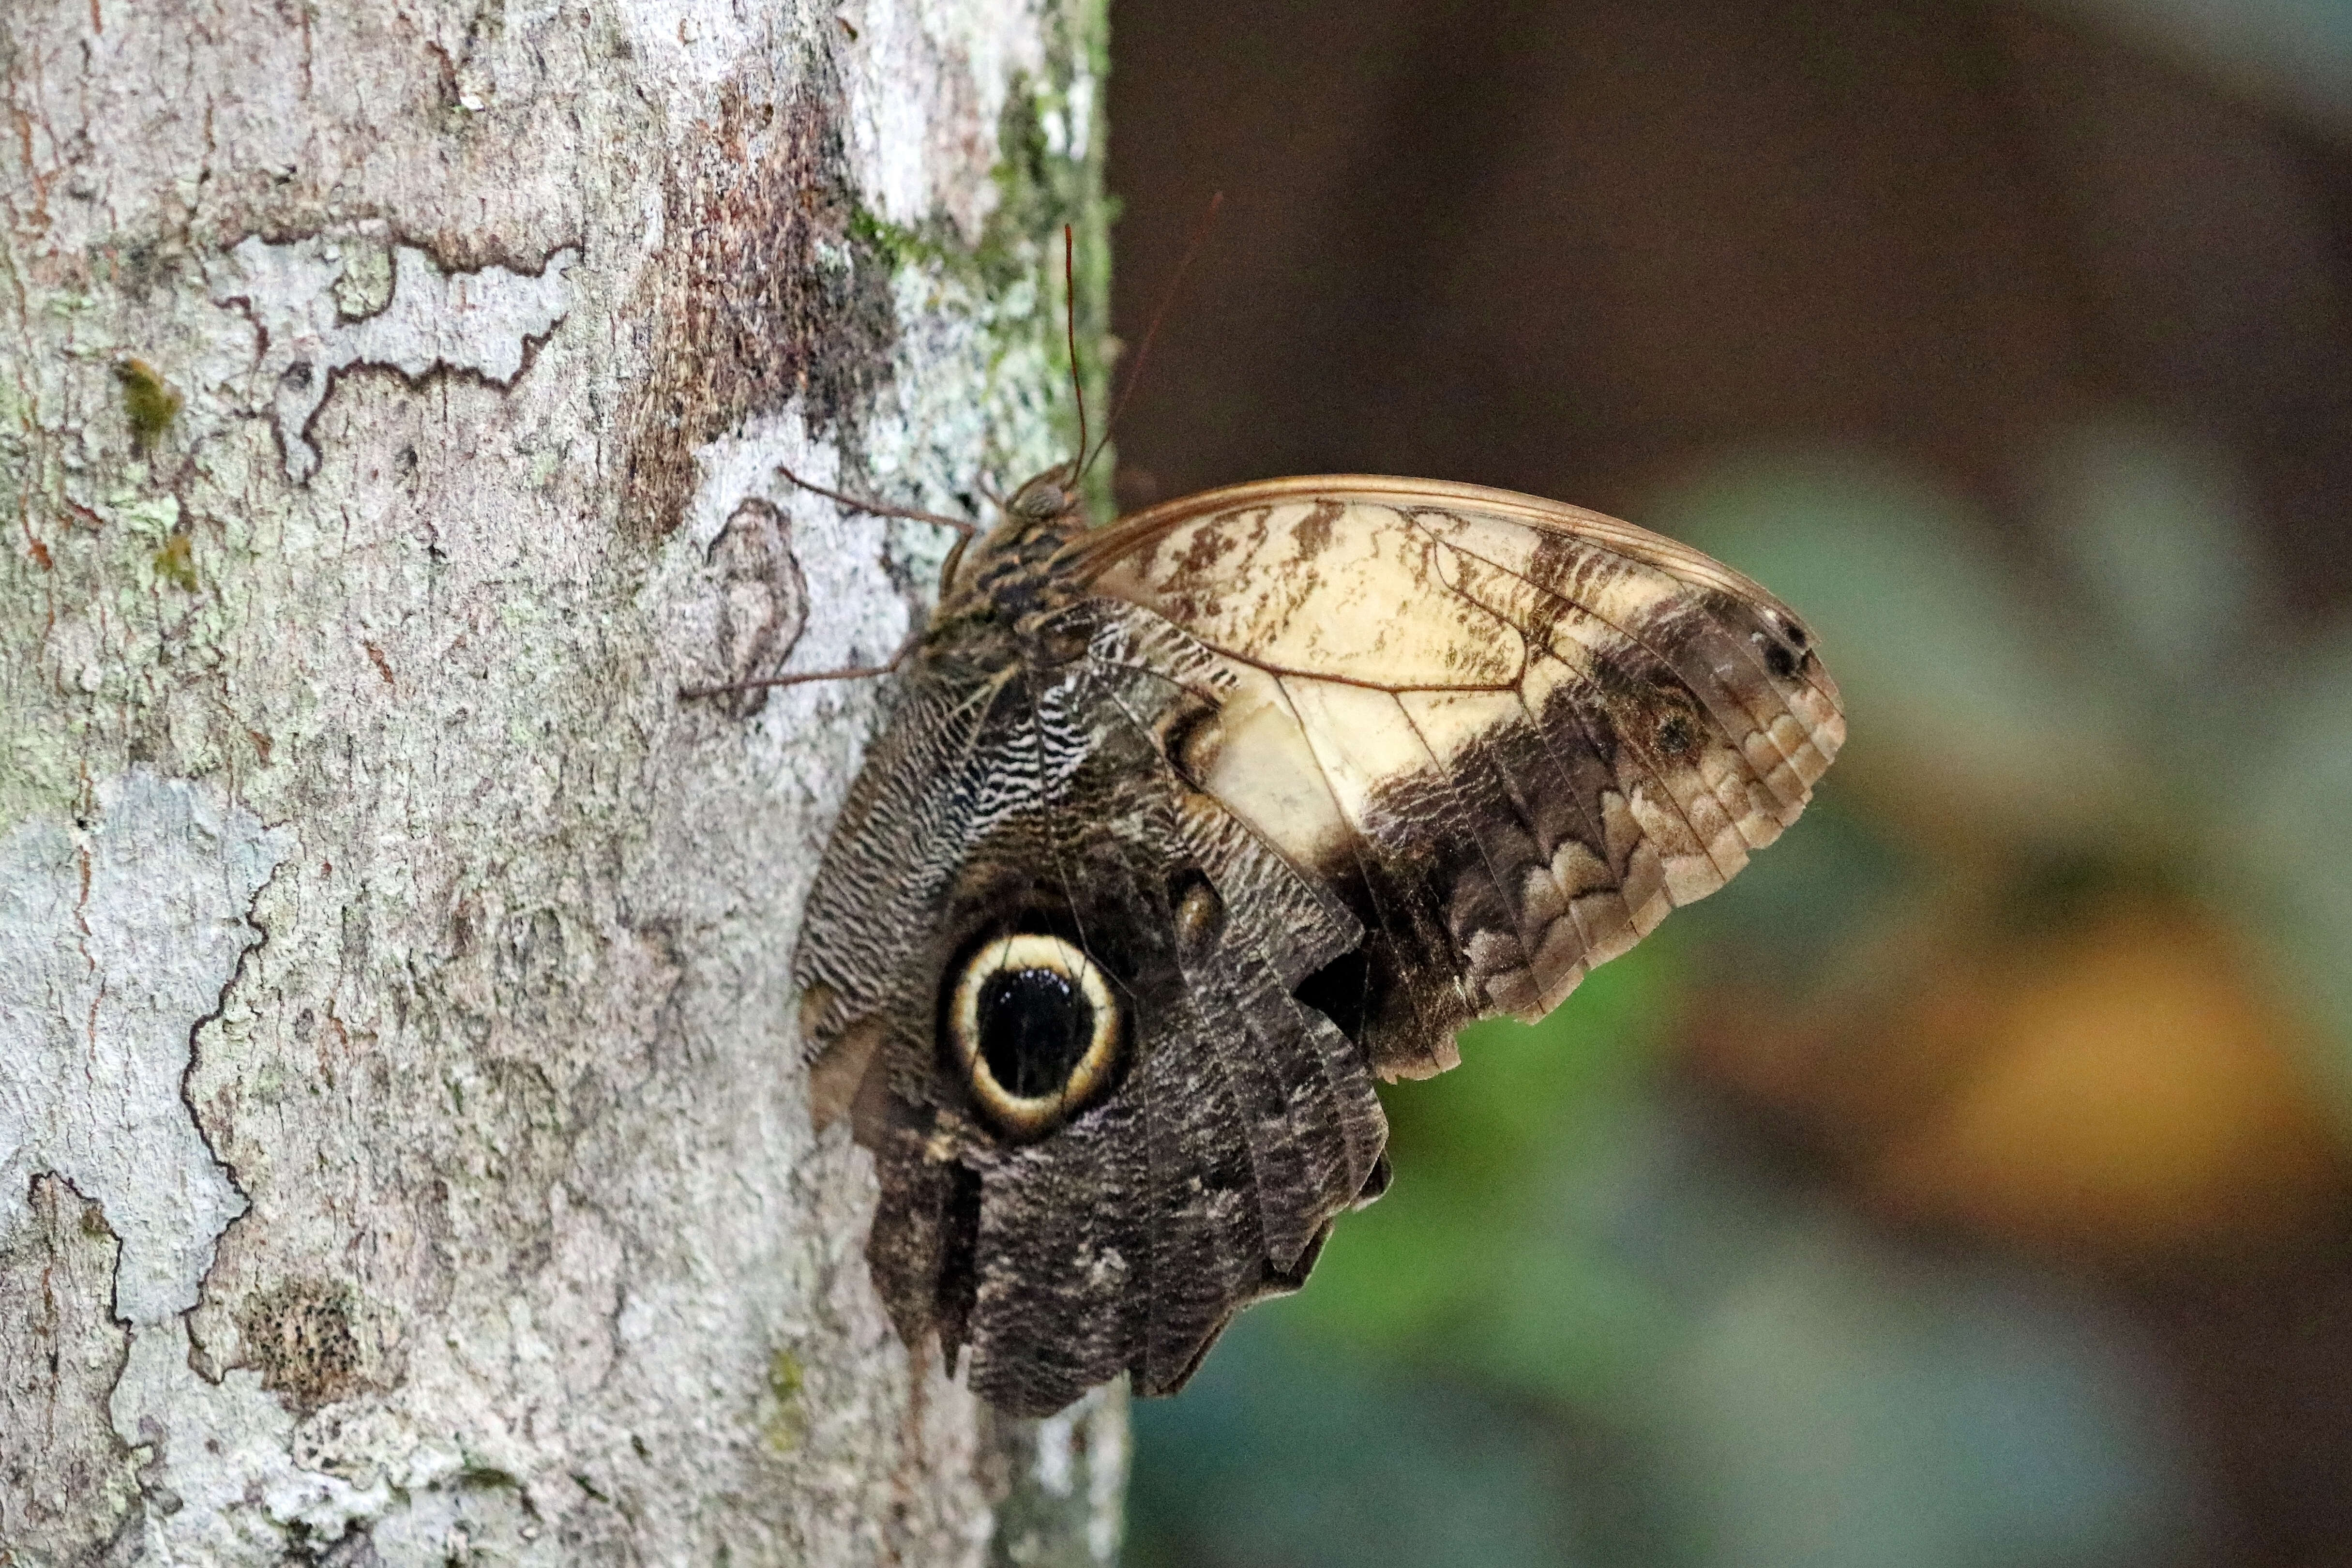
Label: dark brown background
xmin=1108 ymin=5 xmax=2352 ymax=1565
xmin=1108 ymin=0 xmax=2352 ymax=618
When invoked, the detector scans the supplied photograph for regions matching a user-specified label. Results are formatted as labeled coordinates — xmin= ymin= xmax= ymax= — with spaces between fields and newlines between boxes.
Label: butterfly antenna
xmin=1064 ymin=223 xmax=1087 ymax=484
xmin=1078 ymin=189 xmax=1222 ymax=485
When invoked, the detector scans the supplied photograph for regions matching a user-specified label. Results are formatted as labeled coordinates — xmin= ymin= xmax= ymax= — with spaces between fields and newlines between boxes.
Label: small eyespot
xmin=1656 ymin=711 xmax=1698 ymax=758
xmin=1162 ymin=706 xmax=1225 ymax=786
xmin=1172 ymin=871 xmax=1224 ymax=950
xmin=946 ymin=934 xmax=1123 ymax=1140
xmin=1764 ymin=642 xmax=1799 ymax=679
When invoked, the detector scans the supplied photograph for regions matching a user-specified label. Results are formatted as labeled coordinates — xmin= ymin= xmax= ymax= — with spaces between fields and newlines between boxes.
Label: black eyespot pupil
xmin=1765 ymin=643 xmax=1799 ymax=678
xmin=977 ymin=967 xmax=1092 ymax=1100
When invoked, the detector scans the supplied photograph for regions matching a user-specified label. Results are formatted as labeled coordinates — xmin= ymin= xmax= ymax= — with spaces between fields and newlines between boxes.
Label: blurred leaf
xmin=1670 ymin=785 xmax=1916 ymax=994
xmin=1653 ymin=1212 xmax=2202 ymax=1568
xmin=2234 ymin=618 xmax=2352 ymax=1087
xmin=2035 ymin=415 xmax=2274 ymax=700
xmin=1128 ymin=1312 xmax=1645 ymax=1568
xmin=1283 ymin=944 xmax=1674 ymax=1402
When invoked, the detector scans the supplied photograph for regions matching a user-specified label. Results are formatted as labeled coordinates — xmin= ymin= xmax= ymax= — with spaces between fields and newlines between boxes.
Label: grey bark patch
xmin=0 ymin=767 xmax=290 ymax=1327
xmin=620 ymin=78 xmax=899 ymax=543
xmin=0 ymin=1174 xmax=140 ymax=1560
xmin=207 ymin=232 xmax=579 ymax=482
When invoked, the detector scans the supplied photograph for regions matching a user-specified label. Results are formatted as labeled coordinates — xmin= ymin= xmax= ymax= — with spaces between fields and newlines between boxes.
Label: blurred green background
xmin=1103 ymin=3 xmax=2352 ymax=1565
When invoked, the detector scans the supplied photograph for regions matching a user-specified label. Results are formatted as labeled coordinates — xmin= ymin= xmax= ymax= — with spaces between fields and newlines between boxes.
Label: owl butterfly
xmin=773 ymin=448 xmax=1844 ymax=1416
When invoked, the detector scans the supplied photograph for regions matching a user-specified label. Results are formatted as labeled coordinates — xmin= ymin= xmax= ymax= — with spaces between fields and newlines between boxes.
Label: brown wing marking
xmin=1419 ymin=520 xmax=1786 ymax=881
xmin=1516 ymin=648 xmax=1682 ymax=936
xmin=1435 ymin=694 xmax=1612 ymax=1015
xmin=1416 ymin=508 xmax=1838 ymax=816
xmin=1387 ymin=687 xmax=1582 ymax=1018
xmin=1538 ymin=616 xmax=1752 ymax=893
xmin=953 ymin=672 xmax=1258 ymax=1412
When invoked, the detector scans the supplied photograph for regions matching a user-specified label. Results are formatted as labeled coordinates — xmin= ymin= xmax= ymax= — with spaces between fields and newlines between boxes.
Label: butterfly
xmin=762 ymin=455 xmax=1844 ymax=1417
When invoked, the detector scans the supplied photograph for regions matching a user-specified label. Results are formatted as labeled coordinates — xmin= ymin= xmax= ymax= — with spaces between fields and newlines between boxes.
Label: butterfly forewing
xmin=1081 ymin=475 xmax=1845 ymax=1075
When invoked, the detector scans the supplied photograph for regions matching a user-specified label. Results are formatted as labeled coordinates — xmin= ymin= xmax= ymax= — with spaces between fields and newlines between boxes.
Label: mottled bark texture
xmin=0 ymin=0 xmax=1122 ymax=1562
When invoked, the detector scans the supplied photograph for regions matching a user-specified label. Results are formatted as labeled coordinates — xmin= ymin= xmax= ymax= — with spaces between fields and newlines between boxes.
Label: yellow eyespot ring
xmin=947 ymin=933 xmax=1123 ymax=1140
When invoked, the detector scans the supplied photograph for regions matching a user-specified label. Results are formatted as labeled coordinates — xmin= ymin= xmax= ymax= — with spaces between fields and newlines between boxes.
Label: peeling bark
xmin=0 ymin=0 xmax=1120 ymax=1562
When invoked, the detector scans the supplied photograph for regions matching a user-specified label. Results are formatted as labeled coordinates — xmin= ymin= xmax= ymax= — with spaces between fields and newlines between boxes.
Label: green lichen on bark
xmin=114 ymin=357 xmax=183 ymax=451
xmin=846 ymin=0 xmax=1116 ymax=513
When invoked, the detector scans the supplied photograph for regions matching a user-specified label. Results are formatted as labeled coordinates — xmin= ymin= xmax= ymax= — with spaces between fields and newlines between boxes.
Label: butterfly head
xmin=1004 ymin=463 xmax=1085 ymax=524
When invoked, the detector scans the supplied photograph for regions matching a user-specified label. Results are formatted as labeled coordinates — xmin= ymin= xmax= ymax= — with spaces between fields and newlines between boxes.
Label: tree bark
xmin=0 ymin=0 xmax=1122 ymax=1562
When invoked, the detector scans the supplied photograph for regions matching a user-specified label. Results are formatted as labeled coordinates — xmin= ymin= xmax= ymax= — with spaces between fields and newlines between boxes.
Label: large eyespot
xmin=946 ymin=934 xmax=1123 ymax=1139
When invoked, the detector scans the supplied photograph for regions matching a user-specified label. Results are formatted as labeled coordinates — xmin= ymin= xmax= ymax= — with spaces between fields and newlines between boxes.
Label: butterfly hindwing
xmin=796 ymin=611 xmax=1387 ymax=1416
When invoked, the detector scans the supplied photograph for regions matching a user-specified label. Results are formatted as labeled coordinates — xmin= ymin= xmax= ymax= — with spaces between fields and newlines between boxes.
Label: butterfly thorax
xmin=921 ymin=470 xmax=1094 ymax=676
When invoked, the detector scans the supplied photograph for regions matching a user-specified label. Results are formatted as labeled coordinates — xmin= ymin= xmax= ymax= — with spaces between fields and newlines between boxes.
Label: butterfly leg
xmin=678 ymin=627 xmax=922 ymax=701
xmin=775 ymin=462 xmax=978 ymax=538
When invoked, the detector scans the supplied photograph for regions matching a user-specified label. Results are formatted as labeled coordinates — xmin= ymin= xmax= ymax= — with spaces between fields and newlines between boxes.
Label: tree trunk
xmin=0 ymin=0 xmax=1122 ymax=1562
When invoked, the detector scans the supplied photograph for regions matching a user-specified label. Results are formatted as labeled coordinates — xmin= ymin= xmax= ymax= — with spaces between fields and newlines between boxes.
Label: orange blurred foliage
xmin=1690 ymin=894 xmax=2351 ymax=1258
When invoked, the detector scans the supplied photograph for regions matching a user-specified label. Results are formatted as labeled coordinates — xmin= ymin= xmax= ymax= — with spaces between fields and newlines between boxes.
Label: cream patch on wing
xmin=1100 ymin=503 xmax=1526 ymax=688
xmin=1277 ymin=678 xmax=1432 ymax=826
xmin=1392 ymin=688 xmax=1527 ymax=765
xmin=1187 ymin=660 xmax=1355 ymax=867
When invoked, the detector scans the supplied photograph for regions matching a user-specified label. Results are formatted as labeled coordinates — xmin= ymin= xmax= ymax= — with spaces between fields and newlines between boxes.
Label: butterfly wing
xmin=1073 ymin=474 xmax=1845 ymax=1079
xmin=795 ymin=473 xmax=1841 ymax=1417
